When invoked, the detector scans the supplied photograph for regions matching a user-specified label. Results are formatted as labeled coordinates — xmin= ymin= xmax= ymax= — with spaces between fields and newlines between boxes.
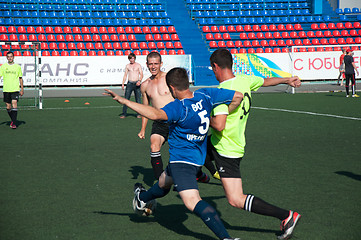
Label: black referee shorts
xmin=3 ymin=92 xmax=20 ymax=103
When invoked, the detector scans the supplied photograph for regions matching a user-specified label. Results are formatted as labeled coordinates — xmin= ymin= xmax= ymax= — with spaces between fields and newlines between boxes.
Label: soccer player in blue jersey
xmin=104 ymin=67 xmax=243 ymax=240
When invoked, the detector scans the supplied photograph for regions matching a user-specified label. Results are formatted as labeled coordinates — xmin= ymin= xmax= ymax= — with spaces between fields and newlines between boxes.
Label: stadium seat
xmin=54 ymin=26 xmax=63 ymax=34
xmin=252 ymin=25 xmax=261 ymax=32
xmin=235 ymin=41 xmax=243 ymax=47
xmin=141 ymin=50 xmax=149 ymax=55
xmin=333 ymin=30 xmax=341 ymax=37
xmin=219 ymin=26 xmax=227 ymax=33
xmin=239 ymin=33 xmax=247 ymax=40
xmin=40 ymin=42 xmax=48 ymax=50
xmin=265 ymin=48 xmax=272 ymax=53
xmin=42 ymin=51 xmax=50 ymax=56
xmin=269 ymin=40 xmax=277 ymax=47
xmin=243 ymin=41 xmax=251 ymax=48
xmin=8 ymin=26 xmax=16 ymax=33
xmin=336 ymin=23 xmax=345 ymax=29
xmin=45 ymin=27 xmax=54 ymax=34
xmin=28 ymin=34 xmax=37 ymax=41
xmin=168 ymin=50 xmax=176 ymax=55
xmin=168 ymin=26 xmax=176 ymax=33
xmin=0 ymin=34 xmax=8 ymax=41
xmin=17 ymin=26 xmax=26 ymax=33
xmin=139 ymin=42 xmax=148 ymax=49
xmin=65 ymin=35 xmax=74 ymax=41
xmin=119 ymin=34 xmax=127 ymax=41
xmin=298 ymin=31 xmax=307 ymax=38
xmin=328 ymin=23 xmax=337 ymax=30
xmin=9 ymin=34 xmax=18 ymax=41
xmin=177 ymin=49 xmax=185 ymax=55
xmin=209 ymin=41 xmax=217 ymax=48
xmin=244 ymin=25 xmax=252 ymax=32
xmin=311 ymin=23 xmax=319 ymax=30
xmin=286 ymin=39 xmax=294 ymax=46
xmin=320 ymin=38 xmax=328 ymax=45
xmin=354 ymin=22 xmax=361 ymax=28
xmin=274 ymin=32 xmax=281 ymax=39
xmin=88 ymin=51 xmax=96 ymax=56
xmin=256 ymin=32 xmax=265 ymax=39
xmin=260 ymin=40 xmax=269 ymax=47
xmin=211 ymin=26 xmax=219 ymax=32
xmin=273 ymin=48 xmax=281 ymax=53
xmin=74 ymin=35 xmax=83 ymax=42
xmin=337 ymin=38 xmax=346 ymax=44
xmin=116 ymin=27 xmax=125 ymax=34
xmin=346 ymin=38 xmax=354 ymax=44
xmin=329 ymin=38 xmax=337 ymax=44
xmin=294 ymin=39 xmax=302 ymax=46
xmin=90 ymin=27 xmax=99 ymax=34
xmin=148 ymin=42 xmax=156 ymax=49
xmin=323 ymin=31 xmax=332 ymax=38
xmin=286 ymin=24 xmax=294 ymax=31
xmin=69 ymin=51 xmax=77 ymax=56
xmin=97 ymin=51 xmax=106 ymax=56
xmin=51 ymin=51 xmax=60 ymax=56
xmin=104 ymin=42 xmax=112 ymax=50
xmin=77 ymin=43 xmax=85 ymax=50
xmin=131 ymin=42 xmax=139 ymax=49
xmin=171 ymin=34 xmax=180 ymax=41
xmin=350 ymin=29 xmax=358 ymax=36
xmin=122 ymin=42 xmax=131 ymax=50
xmin=315 ymin=31 xmax=324 ymax=38
xmin=68 ymin=42 xmax=76 ymax=50
xmin=261 ymin=25 xmax=269 ymax=32
xmin=277 ymin=40 xmax=286 ymax=47
xmin=247 ymin=48 xmax=255 ymax=54
xmin=86 ymin=43 xmax=95 ymax=50
xmin=303 ymin=39 xmax=311 ymax=45
xmin=112 ymin=42 xmax=121 ymax=50
xmin=236 ymin=25 xmax=243 ymax=32
xmin=319 ymin=23 xmax=328 ymax=30
xmin=19 ymin=34 xmax=28 ymax=41
xmin=264 ymin=32 xmax=273 ymax=39
xmin=95 ymin=43 xmax=103 ymax=50
xmin=282 ymin=32 xmax=290 ymax=39
xmin=157 ymin=42 xmax=165 ymax=49
xmin=228 ymin=25 xmax=236 ymax=32
xmin=159 ymin=50 xmax=167 ymax=55
xmin=282 ymin=48 xmax=290 ymax=53
xmin=311 ymin=39 xmax=320 ymax=45
xmin=307 ymin=31 xmax=315 ymax=38
xmin=239 ymin=49 xmax=247 ymax=54
xmin=256 ymin=48 xmax=264 ymax=53
xmin=277 ymin=24 xmax=286 ymax=31
xmin=294 ymin=24 xmax=303 ymax=31
xmin=341 ymin=30 xmax=349 ymax=36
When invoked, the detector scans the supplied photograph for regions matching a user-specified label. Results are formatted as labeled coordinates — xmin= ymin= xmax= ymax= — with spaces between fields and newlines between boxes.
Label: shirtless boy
xmin=137 ymin=52 xmax=174 ymax=179
xmin=120 ymin=53 xmax=143 ymax=118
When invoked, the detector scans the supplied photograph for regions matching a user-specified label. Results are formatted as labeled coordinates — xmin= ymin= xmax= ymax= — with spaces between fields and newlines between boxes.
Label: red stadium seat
xmin=73 ymin=27 xmax=81 ymax=34
xmin=51 ymin=51 xmax=60 ymax=56
xmin=218 ymin=41 xmax=226 ymax=48
xmin=256 ymin=48 xmax=264 ymax=53
xmin=248 ymin=32 xmax=256 ymax=39
xmin=252 ymin=25 xmax=261 ymax=32
xmin=273 ymin=32 xmax=281 ymax=39
xmin=346 ymin=38 xmax=354 ymax=44
xmin=341 ymin=30 xmax=349 ymax=36
xmin=99 ymin=26 xmax=107 ymax=34
xmin=171 ymin=34 xmax=180 ymax=41
xmin=277 ymin=24 xmax=286 ymax=31
xmin=168 ymin=50 xmax=176 ymax=55
xmin=159 ymin=26 xmax=168 ymax=33
xmin=107 ymin=51 xmax=114 ymax=56
xmin=345 ymin=22 xmax=353 ymax=29
xmin=294 ymin=39 xmax=302 ymax=46
xmin=354 ymin=22 xmax=361 ymax=28
xmin=168 ymin=26 xmax=176 ymax=33
xmin=236 ymin=25 xmax=243 ymax=32
xmin=124 ymin=50 xmax=132 ymax=56
xmin=177 ymin=50 xmax=185 ymax=55
xmin=131 ymin=42 xmax=139 ymax=49
xmin=230 ymin=49 xmax=238 ymax=54
xmin=265 ymin=32 xmax=273 ymax=39
xmin=290 ymin=32 xmax=298 ymax=38
xmin=119 ymin=34 xmax=127 ymax=41
xmin=286 ymin=39 xmax=294 ymax=46
xmin=79 ymin=51 xmax=87 ymax=56
xmin=154 ymin=34 xmax=162 ymax=41
xmin=226 ymin=41 xmax=235 ymax=48
xmin=27 ymin=26 xmax=36 ymax=33
xmin=294 ymin=24 xmax=303 ymax=31
xmin=355 ymin=37 xmax=361 ymax=44
xmin=336 ymin=23 xmax=344 ymax=29
xmin=239 ymin=33 xmax=247 ymax=39
xmin=157 ymin=42 xmax=165 ymax=49
xmin=239 ymin=48 xmax=247 ymax=53
xmin=61 ymin=51 xmax=69 ymax=56
xmin=244 ymin=25 xmax=252 ymax=32
xmin=140 ymin=50 xmax=148 ymax=55
xmin=247 ymin=48 xmax=255 ymax=53
xmin=56 ymin=34 xmax=65 ymax=41
xmin=66 ymin=35 xmax=74 ymax=41
xmin=252 ymin=40 xmax=260 ymax=47
xmin=261 ymin=40 xmax=269 ymax=47
xmin=209 ymin=41 xmax=217 ymax=48
xmin=261 ymin=25 xmax=269 ymax=31
xmin=303 ymin=39 xmax=311 ymax=45
xmin=298 ymin=31 xmax=307 ymax=38
xmin=286 ymin=24 xmax=294 ymax=31
xmin=104 ymin=42 xmax=112 ymax=50
xmin=107 ymin=27 xmax=116 ymax=34
xmin=9 ymin=34 xmax=18 ymax=41
xmin=148 ymin=42 xmax=156 ymax=49
xmin=325 ymin=47 xmax=333 ymax=51
xmin=45 ymin=27 xmax=54 ymax=33
xmin=256 ymin=32 xmax=265 ymax=39
xmin=28 ymin=34 xmax=37 ymax=41
xmin=211 ymin=26 xmax=219 ymax=32
xmin=36 ymin=26 xmax=45 ymax=33
xmin=269 ymin=40 xmax=277 ymax=47
xmin=42 ymin=51 xmax=50 ymax=56
xmin=214 ymin=33 xmax=222 ymax=40
xmin=63 ymin=26 xmax=71 ymax=34
xmin=145 ymin=34 xmax=154 ymax=41
xmin=19 ymin=34 xmax=28 ymax=41
xmin=324 ymin=31 xmax=332 ymax=38
xmin=282 ymin=32 xmax=290 ymax=38
xmin=151 ymin=26 xmax=159 ymax=33
xmin=277 ymin=40 xmax=286 ymax=47
xmin=163 ymin=34 xmax=171 ymax=41
xmin=320 ymin=38 xmax=328 ymax=45
xmin=243 ymin=40 xmax=251 ymax=48
xmin=329 ymin=38 xmax=337 ymax=44
xmin=110 ymin=34 xmax=119 ymax=41
xmin=333 ymin=46 xmax=342 ymax=51
xmin=328 ymin=23 xmax=336 ymax=30
xmin=54 ymin=26 xmax=63 ymax=34
xmin=17 ymin=26 xmax=26 ymax=33
xmin=83 ymin=35 xmax=92 ymax=41
xmin=86 ymin=43 xmax=94 ymax=50
xmin=95 ymin=43 xmax=103 ymax=49
xmin=159 ymin=50 xmax=167 ymax=55
xmin=122 ymin=42 xmax=131 ymax=50
xmin=228 ymin=25 xmax=236 ymax=32
xmin=319 ymin=23 xmax=327 ymax=30
xmin=97 ymin=51 xmax=106 ymax=56
xmin=128 ymin=34 xmax=136 ymax=41
xmin=265 ymin=48 xmax=272 ymax=53
xmin=219 ymin=25 xmax=227 ymax=32
xmin=282 ymin=48 xmax=289 ymax=53
xmin=333 ymin=30 xmax=341 ymax=37
xmin=113 ymin=42 xmax=122 ymax=50
xmin=0 ymin=34 xmax=8 ymax=41
xmin=166 ymin=42 xmax=174 ymax=49
xmin=223 ymin=33 xmax=231 ymax=40
xmin=309 ymin=47 xmax=315 ymax=52
xmin=139 ymin=42 xmax=148 ymax=49
xmin=235 ymin=41 xmax=243 ymax=47
xmin=124 ymin=27 xmax=133 ymax=34
xmin=351 ymin=46 xmax=359 ymax=51
xmin=315 ymin=31 xmax=324 ymax=38
xmin=337 ymin=38 xmax=346 ymax=44
xmin=350 ymin=29 xmax=358 ymax=36
xmin=77 ymin=42 xmax=85 ymax=50
xmin=40 ymin=42 xmax=48 ymax=50
xmin=134 ymin=27 xmax=142 ymax=34
xmin=88 ymin=51 xmax=97 ymax=56
xmin=117 ymin=27 xmax=125 ymax=34
xmin=202 ymin=26 xmax=211 ymax=33
xmin=307 ymin=31 xmax=315 ymax=38
xmin=134 ymin=50 xmax=141 ymax=55
xmin=81 ymin=27 xmax=90 ymax=34
xmin=316 ymin=47 xmax=324 ymax=52
xmin=68 ymin=42 xmax=76 ymax=49
xmin=90 ymin=27 xmax=98 ymax=34
xmin=273 ymin=48 xmax=281 ymax=53
xmin=311 ymin=24 xmax=319 ymax=30
xmin=70 ymin=51 xmax=78 ymax=56
xmin=311 ymin=39 xmax=320 ymax=45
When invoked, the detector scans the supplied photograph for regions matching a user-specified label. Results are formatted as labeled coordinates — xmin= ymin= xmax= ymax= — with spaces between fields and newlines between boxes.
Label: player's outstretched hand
xmin=103 ymin=89 xmax=126 ymax=104
xmin=138 ymin=130 xmax=145 ymax=139
xmin=287 ymin=76 xmax=301 ymax=88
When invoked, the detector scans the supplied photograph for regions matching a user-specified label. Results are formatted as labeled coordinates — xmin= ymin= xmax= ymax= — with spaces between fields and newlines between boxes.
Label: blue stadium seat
xmin=335 ymin=8 xmax=342 ymax=14
xmin=31 ymin=11 xmax=39 ymax=18
xmin=302 ymin=9 xmax=310 ymax=15
xmin=231 ymin=18 xmax=240 ymax=24
xmin=323 ymin=15 xmax=331 ymax=22
xmin=32 ymin=18 xmax=41 ymax=25
xmin=59 ymin=18 xmax=69 ymax=26
xmin=289 ymin=16 xmax=298 ymax=23
xmin=264 ymin=17 xmax=272 ymax=24
xmin=339 ymin=15 xmax=348 ymax=21
xmin=352 ymin=8 xmax=360 ymax=13
xmin=344 ymin=8 xmax=351 ymax=14
xmin=282 ymin=17 xmax=289 ymax=24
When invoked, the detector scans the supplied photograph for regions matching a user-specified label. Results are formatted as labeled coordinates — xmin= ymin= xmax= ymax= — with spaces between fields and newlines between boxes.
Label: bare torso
xmin=141 ymin=71 xmax=174 ymax=109
xmin=127 ymin=62 xmax=142 ymax=82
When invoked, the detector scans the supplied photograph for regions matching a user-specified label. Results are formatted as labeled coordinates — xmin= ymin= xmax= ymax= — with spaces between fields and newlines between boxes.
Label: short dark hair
xmin=166 ymin=67 xmax=189 ymax=91
xmin=146 ymin=51 xmax=162 ymax=63
xmin=128 ymin=53 xmax=136 ymax=59
xmin=210 ymin=48 xmax=233 ymax=69
xmin=6 ymin=51 xmax=14 ymax=57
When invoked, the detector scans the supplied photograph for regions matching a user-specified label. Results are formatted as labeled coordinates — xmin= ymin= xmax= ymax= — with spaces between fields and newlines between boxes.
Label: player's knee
xmin=150 ymin=143 xmax=161 ymax=152
xmin=227 ymin=195 xmax=246 ymax=209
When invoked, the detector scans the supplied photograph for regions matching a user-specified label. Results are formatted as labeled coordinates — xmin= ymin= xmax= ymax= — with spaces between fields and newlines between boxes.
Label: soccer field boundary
xmin=254 ymin=106 xmax=361 ymax=121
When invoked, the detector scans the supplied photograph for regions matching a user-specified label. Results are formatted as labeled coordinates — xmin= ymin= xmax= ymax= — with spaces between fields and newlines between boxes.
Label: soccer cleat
xmin=213 ymin=171 xmax=220 ymax=180
xmin=133 ymin=183 xmax=147 ymax=211
xmin=277 ymin=211 xmax=301 ymax=240
xmin=352 ymin=94 xmax=359 ymax=98
xmin=10 ymin=122 xmax=17 ymax=129
xmin=346 ymin=95 xmax=349 ymax=98
xmin=196 ymin=172 xmax=210 ymax=183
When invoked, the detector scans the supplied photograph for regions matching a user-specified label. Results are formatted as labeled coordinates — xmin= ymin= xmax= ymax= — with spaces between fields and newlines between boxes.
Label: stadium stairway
xmin=166 ymin=0 xmax=218 ymax=85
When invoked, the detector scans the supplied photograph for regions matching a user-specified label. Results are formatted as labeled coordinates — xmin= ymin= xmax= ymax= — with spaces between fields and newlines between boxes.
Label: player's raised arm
xmin=104 ymin=89 xmax=168 ymax=121
xmin=263 ymin=76 xmax=301 ymax=88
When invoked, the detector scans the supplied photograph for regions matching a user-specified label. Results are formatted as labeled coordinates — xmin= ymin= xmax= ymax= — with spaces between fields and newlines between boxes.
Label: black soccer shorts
xmin=3 ymin=92 xmax=20 ymax=103
xmin=151 ymin=120 xmax=169 ymax=142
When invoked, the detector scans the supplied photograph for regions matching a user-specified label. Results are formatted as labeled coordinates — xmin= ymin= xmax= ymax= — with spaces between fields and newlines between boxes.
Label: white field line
xmin=253 ymin=106 xmax=361 ymax=121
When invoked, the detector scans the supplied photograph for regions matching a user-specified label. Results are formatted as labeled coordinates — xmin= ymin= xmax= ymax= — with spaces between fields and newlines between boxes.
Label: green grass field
xmin=1 ymin=92 xmax=361 ymax=240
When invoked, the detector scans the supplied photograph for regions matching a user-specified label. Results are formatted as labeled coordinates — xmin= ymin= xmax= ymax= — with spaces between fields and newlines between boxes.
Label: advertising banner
xmin=0 ymin=55 xmax=192 ymax=86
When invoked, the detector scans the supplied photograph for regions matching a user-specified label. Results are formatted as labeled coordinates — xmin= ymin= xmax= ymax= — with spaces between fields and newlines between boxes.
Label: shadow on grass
xmin=129 ymin=166 xmax=156 ymax=187
xmin=0 ymin=120 xmax=26 ymax=127
xmin=335 ymin=171 xmax=361 ymax=181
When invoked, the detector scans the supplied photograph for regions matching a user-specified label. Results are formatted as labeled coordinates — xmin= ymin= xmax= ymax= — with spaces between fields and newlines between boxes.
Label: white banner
xmin=0 ymin=55 xmax=192 ymax=86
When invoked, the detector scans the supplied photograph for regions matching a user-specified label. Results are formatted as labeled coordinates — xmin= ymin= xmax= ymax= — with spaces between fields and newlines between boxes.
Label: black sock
xmin=245 ymin=195 xmax=289 ymax=220
xmin=150 ymin=151 xmax=163 ymax=179
xmin=204 ymin=155 xmax=217 ymax=176
xmin=346 ymin=86 xmax=349 ymax=95
xmin=12 ymin=108 xmax=18 ymax=123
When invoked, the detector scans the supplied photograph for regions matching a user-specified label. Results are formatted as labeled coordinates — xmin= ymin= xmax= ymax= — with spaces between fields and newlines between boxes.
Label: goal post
xmin=0 ymin=41 xmax=42 ymax=109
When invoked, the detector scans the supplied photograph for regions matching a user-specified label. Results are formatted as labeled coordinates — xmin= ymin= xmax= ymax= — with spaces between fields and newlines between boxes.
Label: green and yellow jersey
xmin=0 ymin=63 xmax=23 ymax=92
xmin=211 ymin=74 xmax=264 ymax=158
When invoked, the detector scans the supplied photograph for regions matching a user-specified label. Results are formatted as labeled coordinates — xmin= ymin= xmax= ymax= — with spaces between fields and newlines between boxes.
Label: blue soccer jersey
xmin=161 ymin=88 xmax=235 ymax=166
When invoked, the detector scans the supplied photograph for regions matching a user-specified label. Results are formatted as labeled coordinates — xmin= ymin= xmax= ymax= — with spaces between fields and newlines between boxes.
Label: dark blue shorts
xmin=165 ymin=163 xmax=201 ymax=192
